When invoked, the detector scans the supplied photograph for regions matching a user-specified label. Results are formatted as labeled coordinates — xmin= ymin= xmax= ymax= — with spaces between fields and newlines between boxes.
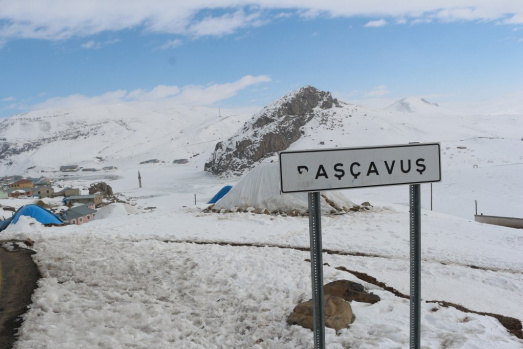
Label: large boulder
xmin=287 ymin=295 xmax=354 ymax=331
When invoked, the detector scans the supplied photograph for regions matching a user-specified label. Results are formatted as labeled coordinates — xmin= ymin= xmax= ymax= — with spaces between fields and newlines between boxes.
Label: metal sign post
xmin=279 ymin=143 xmax=441 ymax=349
xmin=410 ymin=184 xmax=421 ymax=349
xmin=308 ymin=192 xmax=326 ymax=349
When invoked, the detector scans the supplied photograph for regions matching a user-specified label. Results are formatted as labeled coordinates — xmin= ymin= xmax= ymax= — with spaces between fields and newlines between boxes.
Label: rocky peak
xmin=204 ymin=86 xmax=341 ymax=177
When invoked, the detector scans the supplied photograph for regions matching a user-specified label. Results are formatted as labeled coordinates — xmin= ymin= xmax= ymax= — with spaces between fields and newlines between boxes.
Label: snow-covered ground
xmin=1 ymin=95 xmax=522 ymax=348
xmin=2 ymin=159 xmax=522 ymax=348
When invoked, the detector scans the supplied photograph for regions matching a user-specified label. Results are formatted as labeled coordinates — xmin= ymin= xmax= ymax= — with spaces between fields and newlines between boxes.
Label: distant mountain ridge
xmin=386 ymin=97 xmax=441 ymax=113
xmin=1 ymin=87 xmax=520 ymax=177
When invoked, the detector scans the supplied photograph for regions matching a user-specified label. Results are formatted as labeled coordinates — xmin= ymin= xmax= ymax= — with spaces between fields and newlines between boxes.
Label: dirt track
xmin=0 ymin=246 xmax=40 ymax=349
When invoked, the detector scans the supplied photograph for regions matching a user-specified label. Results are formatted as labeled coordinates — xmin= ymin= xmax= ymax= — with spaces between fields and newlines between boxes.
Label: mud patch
xmin=0 ymin=245 xmax=40 ymax=349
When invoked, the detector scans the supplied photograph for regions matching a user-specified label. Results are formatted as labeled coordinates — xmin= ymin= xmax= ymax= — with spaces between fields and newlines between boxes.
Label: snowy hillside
xmin=0 ymin=103 xmax=256 ymax=174
xmin=386 ymin=97 xmax=442 ymax=114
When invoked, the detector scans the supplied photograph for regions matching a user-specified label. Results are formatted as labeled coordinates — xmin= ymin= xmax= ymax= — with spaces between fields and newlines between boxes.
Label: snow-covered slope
xmin=386 ymin=97 xmax=444 ymax=114
xmin=0 ymin=103 xmax=255 ymax=174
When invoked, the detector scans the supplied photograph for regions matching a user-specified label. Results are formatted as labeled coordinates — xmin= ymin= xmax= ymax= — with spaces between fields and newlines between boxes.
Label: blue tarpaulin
xmin=0 ymin=204 xmax=63 ymax=232
xmin=208 ymin=185 xmax=233 ymax=204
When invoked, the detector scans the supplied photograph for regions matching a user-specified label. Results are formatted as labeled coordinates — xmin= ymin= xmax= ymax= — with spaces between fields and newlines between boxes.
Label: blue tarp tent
xmin=208 ymin=185 xmax=233 ymax=204
xmin=0 ymin=204 xmax=63 ymax=232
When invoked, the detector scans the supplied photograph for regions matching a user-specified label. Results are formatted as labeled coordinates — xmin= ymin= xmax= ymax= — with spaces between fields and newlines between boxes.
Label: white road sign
xmin=279 ymin=143 xmax=441 ymax=193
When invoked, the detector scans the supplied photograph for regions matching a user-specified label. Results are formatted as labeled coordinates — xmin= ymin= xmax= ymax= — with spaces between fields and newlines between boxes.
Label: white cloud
xmin=364 ymin=19 xmax=387 ymax=27
xmin=172 ymin=75 xmax=272 ymax=105
xmin=2 ymin=96 xmax=15 ymax=102
xmin=29 ymin=75 xmax=271 ymax=111
xmin=131 ymin=85 xmax=181 ymax=101
xmin=159 ymin=39 xmax=182 ymax=50
xmin=1 ymin=1 xmax=522 ymax=42
xmin=81 ymin=40 xmax=100 ymax=49
xmin=187 ymin=10 xmax=266 ymax=37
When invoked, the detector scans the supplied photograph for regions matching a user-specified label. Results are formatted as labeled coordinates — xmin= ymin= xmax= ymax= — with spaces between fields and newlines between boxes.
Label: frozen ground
xmin=1 ymin=159 xmax=522 ymax=348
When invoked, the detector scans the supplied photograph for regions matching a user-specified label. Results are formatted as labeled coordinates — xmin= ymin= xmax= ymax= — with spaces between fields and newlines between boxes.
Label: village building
xmin=53 ymin=187 xmax=81 ymax=198
xmin=61 ymin=204 xmax=97 ymax=225
xmin=60 ymin=165 xmax=79 ymax=172
xmin=34 ymin=186 xmax=55 ymax=199
xmin=8 ymin=179 xmax=34 ymax=190
xmin=8 ymin=188 xmax=33 ymax=198
xmin=63 ymin=194 xmax=103 ymax=207
xmin=0 ymin=190 xmax=8 ymax=199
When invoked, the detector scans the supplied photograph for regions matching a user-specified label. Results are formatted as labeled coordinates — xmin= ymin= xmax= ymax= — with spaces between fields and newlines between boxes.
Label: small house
xmin=8 ymin=189 xmax=32 ymax=198
xmin=62 ymin=204 xmax=97 ymax=225
xmin=8 ymin=179 xmax=34 ymax=190
xmin=140 ymin=159 xmax=161 ymax=164
xmin=53 ymin=187 xmax=81 ymax=198
xmin=60 ymin=165 xmax=79 ymax=172
xmin=34 ymin=186 xmax=55 ymax=199
xmin=63 ymin=194 xmax=103 ymax=207
xmin=0 ymin=190 xmax=8 ymax=199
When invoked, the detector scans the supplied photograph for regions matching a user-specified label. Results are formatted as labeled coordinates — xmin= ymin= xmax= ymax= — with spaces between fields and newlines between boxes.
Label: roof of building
xmin=35 ymin=185 xmax=54 ymax=190
xmin=63 ymin=205 xmax=97 ymax=220
xmin=10 ymin=179 xmax=33 ymax=186
xmin=64 ymin=194 xmax=101 ymax=200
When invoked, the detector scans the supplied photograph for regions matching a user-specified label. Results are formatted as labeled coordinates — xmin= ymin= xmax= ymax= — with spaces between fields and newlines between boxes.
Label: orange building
xmin=8 ymin=179 xmax=34 ymax=190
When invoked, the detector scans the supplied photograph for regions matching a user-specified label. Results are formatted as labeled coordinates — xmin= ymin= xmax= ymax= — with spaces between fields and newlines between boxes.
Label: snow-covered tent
xmin=0 ymin=204 xmax=64 ymax=232
xmin=212 ymin=162 xmax=354 ymax=214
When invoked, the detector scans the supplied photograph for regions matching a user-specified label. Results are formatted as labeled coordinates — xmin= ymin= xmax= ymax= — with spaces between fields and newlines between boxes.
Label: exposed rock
xmin=324 ymin=280 xmax=381 ymax=304
xmin=287 ymin=295 xmax=354 ymax=331
xmin=88 ymin=182 xmax=113 ymax=196
xmin=205 ymin=86 xmax=340 ymax=177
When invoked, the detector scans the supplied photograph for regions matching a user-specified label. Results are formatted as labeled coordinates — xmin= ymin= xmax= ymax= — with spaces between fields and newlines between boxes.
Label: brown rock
xmin=324 ymin=280 xmax=380 ymax=304
xmin=287 ymin=295 xmax=354 ymax=331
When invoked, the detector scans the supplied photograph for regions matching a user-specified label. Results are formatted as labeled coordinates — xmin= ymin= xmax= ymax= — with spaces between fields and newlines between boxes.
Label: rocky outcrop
xmin=204 ymin=86 xmax=341 ymax=177
xmin=88 ymin=182 xmax=113 ymax=196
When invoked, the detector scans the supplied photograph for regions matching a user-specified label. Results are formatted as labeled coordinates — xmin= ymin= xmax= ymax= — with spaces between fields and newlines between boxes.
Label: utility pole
xmin=138 ymin=171 xmax=142 ymax=188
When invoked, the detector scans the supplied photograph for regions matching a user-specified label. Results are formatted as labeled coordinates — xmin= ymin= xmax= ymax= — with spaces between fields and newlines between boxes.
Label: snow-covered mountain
xmin=386 ymin=97 xmax=443 ymax=114
xmin=204 ymin=87 xmax=522 ymax=180
xmin=0 ymin=103 xmax=255 ymax=174
xmin=1 ymin=88 xmax=520 ymax=176
xmin=205 ymin=86 xmax=343 ymax=176
xmin=1 ymin=86 xmax=522 ymax=218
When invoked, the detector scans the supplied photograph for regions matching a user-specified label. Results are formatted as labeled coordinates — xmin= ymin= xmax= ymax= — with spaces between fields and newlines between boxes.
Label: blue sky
xmin=1 ymin=1 xmax=522 ymax=118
